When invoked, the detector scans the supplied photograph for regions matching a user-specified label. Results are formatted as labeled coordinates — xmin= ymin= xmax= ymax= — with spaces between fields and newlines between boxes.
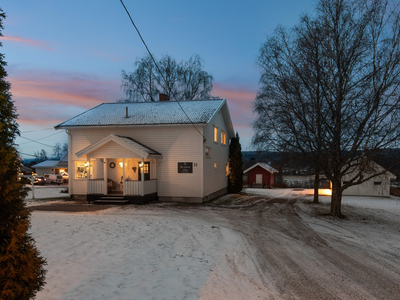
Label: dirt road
xmin=169 ymin=198 xmax=400 ymax=299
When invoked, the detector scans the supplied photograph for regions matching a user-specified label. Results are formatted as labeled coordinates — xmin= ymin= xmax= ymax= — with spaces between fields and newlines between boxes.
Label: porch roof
xmin=75 ymin=133 xmax=162 ymax=159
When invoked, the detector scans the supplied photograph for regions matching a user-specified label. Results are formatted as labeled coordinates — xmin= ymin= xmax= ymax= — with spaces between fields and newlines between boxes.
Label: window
xmin=75 ymin=161 xmax=88 ymax=179
xmin=205 ymin=147 xmax=211 ymax=157
xmin=214 ymin=161 xmax=217 ymax=169
xmin=221 ymin=130 xmax=226 ymax=145
xmin=214 ymin=126 xmax=218 ymax=143
xmin=374 ymin=181 xmax=382 ymax=185
xmin=225 ymin=162 xmax=230 ymax=176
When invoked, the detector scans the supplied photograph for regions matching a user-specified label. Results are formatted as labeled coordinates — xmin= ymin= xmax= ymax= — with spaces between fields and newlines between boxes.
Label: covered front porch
xmin=76 ymin=134 xmax=162 ymax=204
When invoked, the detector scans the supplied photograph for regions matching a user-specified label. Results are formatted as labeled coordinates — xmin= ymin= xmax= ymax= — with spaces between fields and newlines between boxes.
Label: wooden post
xmin=141 ymin=158 xmax=144 ymax=196
xmin=122 ymin=158 xmax=125 ymax=195
xmin=104 ymin=158 xmax=107 ymax=195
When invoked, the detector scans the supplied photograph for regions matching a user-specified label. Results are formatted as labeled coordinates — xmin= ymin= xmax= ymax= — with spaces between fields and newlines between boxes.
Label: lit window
xmin=221 ymin=130 xmax=226 ymax=145
xmin=214 ymin=161 xmax=217 ymax=169
xmin=75 ymin=161 xmax=88 ymax=179
xmin=226 ymin=162 xmax=230 ymax=176
xmin=214 ymin=126 xmax=218 ymax=143
xmin=205 ymin=147 xmax=211 ymax=157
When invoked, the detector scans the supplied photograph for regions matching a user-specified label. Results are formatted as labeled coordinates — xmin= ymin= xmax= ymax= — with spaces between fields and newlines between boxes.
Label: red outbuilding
xmin=244 ymin=162 xmax=278 ymax=187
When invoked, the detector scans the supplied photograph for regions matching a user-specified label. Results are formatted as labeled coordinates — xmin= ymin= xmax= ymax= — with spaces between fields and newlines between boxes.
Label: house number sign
xmin=178 ymin=162 xmax=193 ymax=173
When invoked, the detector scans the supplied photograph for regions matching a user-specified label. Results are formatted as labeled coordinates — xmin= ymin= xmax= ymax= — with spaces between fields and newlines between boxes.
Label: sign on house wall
xmin=178 ymin=162 xmax=193 ymax=173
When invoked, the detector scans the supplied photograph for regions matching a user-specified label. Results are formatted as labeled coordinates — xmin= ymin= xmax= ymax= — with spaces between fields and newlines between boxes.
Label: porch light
xmin=139 ymin=162 xmax=143 ymax=167
xmin=84 ymin=162 xmax=89 ymax=167
xmin=119 ymin=162 xmax=123 ymax=168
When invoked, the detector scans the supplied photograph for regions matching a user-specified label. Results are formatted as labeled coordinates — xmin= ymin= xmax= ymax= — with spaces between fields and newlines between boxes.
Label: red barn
xmin=244 ymin=162 xmax=278 ymax=187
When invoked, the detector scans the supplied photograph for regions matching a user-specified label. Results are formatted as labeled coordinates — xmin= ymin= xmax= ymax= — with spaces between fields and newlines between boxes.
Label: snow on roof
xmin=55 ymin=99 xmax=226 ymax=128
xmin=58 ymin=152 xmax=68 ymax=166
xmin=243 ymin=162 xmax=278 ymax=174
xmin=31 ymin=160 xmax=60 ymax=168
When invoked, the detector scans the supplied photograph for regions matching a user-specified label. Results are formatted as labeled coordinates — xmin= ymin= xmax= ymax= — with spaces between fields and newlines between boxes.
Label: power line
xmin=119 ymin=0 xmax=205 ymax=140
xmin=18 ymin=136 xmax=54 ymax=148
xmin=20 ymin=127 xmax=54 ymax=133
xmin=19 ymin=131 xmax=64 ymax=145
xmin=19 ymin=152 xmax=37 ymax=158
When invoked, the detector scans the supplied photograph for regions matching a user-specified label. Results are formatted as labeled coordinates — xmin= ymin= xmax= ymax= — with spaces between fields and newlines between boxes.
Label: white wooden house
xmin=55 ymin=99 xmax=235 ymax=204
xmin=342 ymin=161 xmax=396 ymax=197
xmin=31 ymin=160 xmax=68 ymax=175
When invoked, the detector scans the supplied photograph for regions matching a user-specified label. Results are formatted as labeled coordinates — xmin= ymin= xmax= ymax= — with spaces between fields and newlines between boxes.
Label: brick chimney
xmin=159 ymin=93 xmax=169 ymax=101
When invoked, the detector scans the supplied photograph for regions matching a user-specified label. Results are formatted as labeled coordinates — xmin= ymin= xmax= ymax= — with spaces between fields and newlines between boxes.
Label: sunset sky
xmin=1 ymin=0 xmax=316 ymax=159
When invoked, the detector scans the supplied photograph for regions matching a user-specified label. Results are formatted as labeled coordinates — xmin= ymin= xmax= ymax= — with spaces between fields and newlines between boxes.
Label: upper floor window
xmin=221 ymin=130 xmax=226 ymax=145
xmin=214 ymin=126 xmax=218 ymax=143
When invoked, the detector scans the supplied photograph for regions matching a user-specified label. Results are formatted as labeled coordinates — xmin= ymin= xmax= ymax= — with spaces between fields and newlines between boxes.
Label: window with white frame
xmin=214 ymin=126 xmax=218 ymax=143
xmin=221 ymin=130 xmax=226 ymax=145
xmin=75 ymin=161 xmax=88 ymax=179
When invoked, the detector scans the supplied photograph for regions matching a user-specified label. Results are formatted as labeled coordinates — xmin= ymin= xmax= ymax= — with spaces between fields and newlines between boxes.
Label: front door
xmin=256 ymin=174 xmax=263 ymax=184
xmin=138 ymin=162 xmax=150 ymax=181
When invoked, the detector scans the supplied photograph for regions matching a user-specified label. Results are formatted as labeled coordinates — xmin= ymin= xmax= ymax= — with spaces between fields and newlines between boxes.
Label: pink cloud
xmin=0 ymin=35 xmax=54 ymax=50
xmin=213 ymin=83 xmax=256 ymax=127
xmin=212 ymin=83 xmax=257 ymax=148
xmin=7 ymin=70 xmax=123 ymax=129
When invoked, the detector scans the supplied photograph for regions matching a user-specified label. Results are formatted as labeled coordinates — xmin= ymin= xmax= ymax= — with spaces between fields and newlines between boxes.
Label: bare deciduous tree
xmin=62 ymin=142 xmax=68 ymax=155
xmin=53 ymin=142 xmax=62 ymax=160
xmin=253 ymin=0 xmax=400 ymax=217
xmin=34 ymin=149 xmax=48 ymax=162
xmin=121 ymin=54 xmax=215 ymax=102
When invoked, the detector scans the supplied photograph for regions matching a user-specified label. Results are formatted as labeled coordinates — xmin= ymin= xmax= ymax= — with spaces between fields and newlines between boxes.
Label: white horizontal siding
xmin=203 ymin=110 xmax=230 ymax=197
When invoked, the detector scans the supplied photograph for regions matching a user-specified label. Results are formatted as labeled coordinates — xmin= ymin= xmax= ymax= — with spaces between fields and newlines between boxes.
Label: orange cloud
xmin=0 ymin=35 xmax=54 ymax=50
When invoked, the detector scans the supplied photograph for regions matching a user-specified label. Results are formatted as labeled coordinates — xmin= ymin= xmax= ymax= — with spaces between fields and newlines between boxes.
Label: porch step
xmin=93 ymin=196 xmax=129 ymax=205
xmin=100 ymin=196 xmax=126 ymax=200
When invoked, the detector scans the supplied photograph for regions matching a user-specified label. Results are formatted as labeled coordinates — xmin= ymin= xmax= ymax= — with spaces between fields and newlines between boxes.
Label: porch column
xmin=104 ymin=158 xmax=107 ymax=195
xmin=122 ymin=158 xmax=125 ymax=195
xmin=141 ymin=158 xmax=144 ymax=196
xmin=86 ymin=158 xmax=90 ymax=190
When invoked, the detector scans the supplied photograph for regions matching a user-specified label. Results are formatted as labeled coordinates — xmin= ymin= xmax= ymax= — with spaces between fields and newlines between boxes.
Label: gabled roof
xmin=58 ymin=152 xmax=68 ymax=166
xmin=31 ymin=160 xmax=60 ymax=168
xmin=243 ymin=162 xmax=278 ymax=174
xmin=75 ymin=134 xmax=162 ymax=159
xmin=55 ymin=99 xmax=230 ymax=130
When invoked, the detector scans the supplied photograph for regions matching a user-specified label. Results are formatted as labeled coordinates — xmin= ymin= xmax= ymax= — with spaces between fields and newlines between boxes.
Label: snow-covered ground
xmin=24 ymin=185 xmax=69 ymax=201
xmin=28 ymin=189 xmax=400 ymax=299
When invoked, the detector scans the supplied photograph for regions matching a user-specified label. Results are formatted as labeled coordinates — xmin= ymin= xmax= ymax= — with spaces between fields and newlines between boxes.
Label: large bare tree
xmin=253 ymin=0 xmax=400 ymax=217
xmin=121 ymin=54 xmax=215 ymax=102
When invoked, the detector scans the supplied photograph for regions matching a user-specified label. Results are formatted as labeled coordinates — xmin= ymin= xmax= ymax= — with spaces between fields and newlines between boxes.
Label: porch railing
xmin=88 ymin=179 xmax=157 ymax=195
xmin=88 ymin=179 xmax=105 ymax=194
xmin=124 ymin=179 xmax=157 ymax=195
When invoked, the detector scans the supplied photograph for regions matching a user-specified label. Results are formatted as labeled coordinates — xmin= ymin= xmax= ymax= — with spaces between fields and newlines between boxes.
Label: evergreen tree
xmin=0 ymin=8 xmax=46 ymax=299
xmin=228 ymin=132 xmax=243 ymax=193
